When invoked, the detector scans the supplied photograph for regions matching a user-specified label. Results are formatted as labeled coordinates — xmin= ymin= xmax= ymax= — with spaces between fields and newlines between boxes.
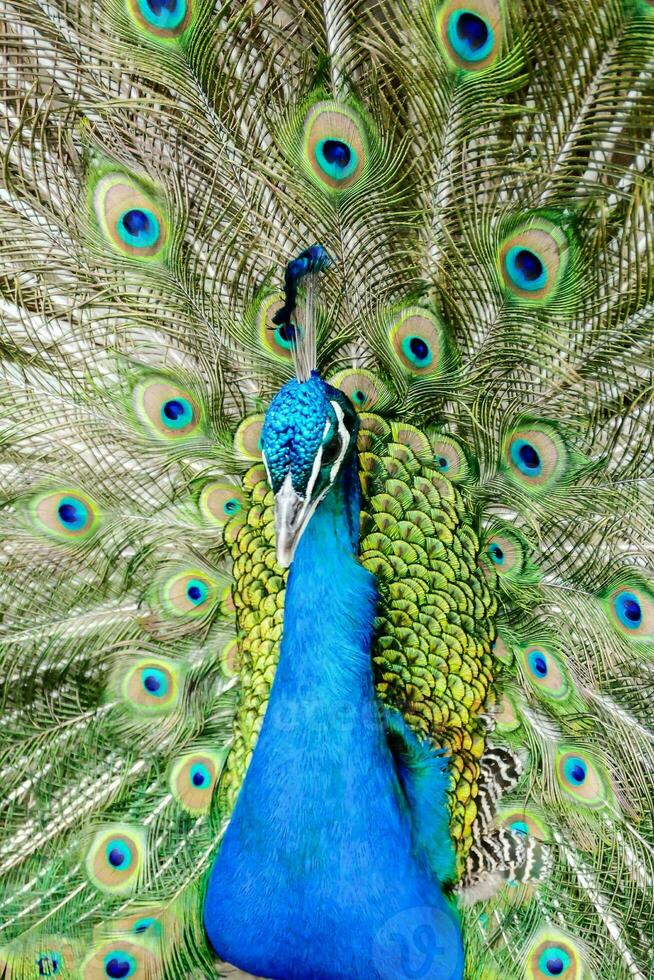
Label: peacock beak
xmin=274 ymin=471 xmax=311 ymax=568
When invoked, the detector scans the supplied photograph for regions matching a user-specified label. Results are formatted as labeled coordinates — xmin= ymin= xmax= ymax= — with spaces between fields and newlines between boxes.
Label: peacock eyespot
xmin=93 ymin=174 xmax=167 ymax=258
xmin=36 ymin=953 xmax=62 ymax=975
xmin=86 ymin=827 xmax=144 ymax=894
xmin=429 ymin=433 xmax=471 ymax=481
xmin=437 ymin=1 xmax=502 ymax=71
xmin=522 ymin=645 xmax=570 ymax=701
xmin=389 ymin=309 xmax=444 ymax=377
xmin=606 ymin=583 xmax=654 ymax=637
xmin=614 ymin=591 xmax=642 ymax=628
xmin=83 ymin=940 xmax=159 ymax=980
xmin=119 ymin=207 xmax=159 ymax=248
xmin=134 ymin=378 xmax=201 ymax=439
xmin=132 ymin=916 xmax=162 ymax=938
xmin=187 ymin=581 xmax=204 ymax=603
xmin=402 ymin=335 xmax=433 ymax=368
xmin=499 ymin=807 xmax=548 ymax=842
xmin=199 ymin=482 xmax=246 ymax=527
xmin=31 ymin=490 xmax=100 ymax=542
xmin=555 ymin=748 xmax=609 ymax=807
xmin=498 ymin=219 xmax=570 ymax=304
xmin=538 ymin=951 xmax=569 ymax=976
xmin=504 ymin=424 xmax=567 ymax=489
xmin=105 ymin=839 xmax=132 ymax=870
xmin=329 ymin=368 xmax=388 ymax=414
xmin=504 ymin=247 xmax=547 ymax=292
xmin=303 ymin=102 xmax=368 ymax=191
xmin=512 ymin=440 xmax=541 ymax=475
xmin=526 ymin=930 xmax=582 ymax=979
xmin=511 ymin=819 xmax=529 ymax=836
xmin=127 ymin=0 xmax=192 ymax=37
xmin=258 ymin=296 xmax=295 ymax=360
xmin=122 ymin=658 xmax=180 ymax=712
xmin=277 ymin=323 xmax=296 ymax=348
xmin=161 ymin=569 xmax=217 ymax=617
xmin=169 ymin=750 xmax=224 ymax=814
xmin=190 ymin=762 xmax=211 ymax=787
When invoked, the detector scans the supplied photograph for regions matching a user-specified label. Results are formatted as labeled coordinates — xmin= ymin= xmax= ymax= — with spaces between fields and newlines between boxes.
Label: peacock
xmin=1 ymin=0 xmax=654 ymax=977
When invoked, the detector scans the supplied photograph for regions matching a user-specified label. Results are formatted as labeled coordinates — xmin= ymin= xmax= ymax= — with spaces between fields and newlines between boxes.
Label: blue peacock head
xmin=261 ymin=373 xmax=358 ymax=567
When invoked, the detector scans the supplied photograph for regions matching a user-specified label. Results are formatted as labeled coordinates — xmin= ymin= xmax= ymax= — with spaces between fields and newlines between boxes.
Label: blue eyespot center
xmin=519 ymin=443 xmax=540 ymax=469
xmin=315 ymin=138 xmax=358 ymax=180
xmin=108 ymin=846 xmax=126 ymax=868
xmin=488 ymin=543 xmax=504 ymax=565
xmin=122 ymin=209 xmax=149 ymax=236
xmin=437 ymin=455 xmax=449 ymax=470
xmin=447 ymin=10 xmax=494 ymax=62
xmin=456 ymin=12 xmax=488 ymax=50
xmin=613 ymin=591 xmax=643 ymax=629
xmin=142 ymin=667 xmax=167 ymax=696
xmin=532 ymin=654 xmax=548 ymax=676
xmin=538 ymin=947 xmax=572 ymax=977
xmin=401 ymin=335 xmax=433 ymax=368
xmin=276 ymin=323 xmax=296 ymax=350
xmin=104 ymin=954 xmax=136 ymax=980
xmin=138 ymin=0 xmax=186 ymax=30
xmin=57 ymin=497 xmax=88 ymax=530
xmin=510 ymin=438 xmax=543 ymax=477
xmin=37 ymin=953 xmax=61 ymax=976
xmin=118 ymin=207 xmax=160 ymax=249
xmin=537 ymin=946 xmax=573 ymax=976
xmin=186 ymin=579 xmax=208 ymax=605
xmin=352 ymin=389 xmax=367 ymax=405
xmin=163 ymin=399 xmax=184 ymax=420
xmin=515 ymin=249 xmax=543 ymax=282
xmin=223 ymin=498 xmax=241 ymax=515
xmin=160 ymin=396 xmax=193 ymax=430
xmin=132 ymin=915 xmax=162 ymax=937
xmin=546 ymin=959 xmax=564 ymax=976
xmin=190 ymin=762 xmax=211 ymax=788
xmin=323 ymin=139 xmax=351 ymax=167
xmin=511 ymin=820 xmax=529 ymax=836
xmin=505 ymin=246 xmax=548 ymax=292
xmin=564 ymin=757 xmax=587 ymax=784
xmin=148 ymin=0 xmax=179 ymax=13
xmin=105 ymin=838 xmax=132 ymax=872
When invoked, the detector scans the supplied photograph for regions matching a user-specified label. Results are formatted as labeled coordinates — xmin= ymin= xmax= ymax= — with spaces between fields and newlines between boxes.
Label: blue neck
xmin=205 ymin=456 xmax=463 ymax=979
xmin=275 ymin=454 xmax=377 ymax=706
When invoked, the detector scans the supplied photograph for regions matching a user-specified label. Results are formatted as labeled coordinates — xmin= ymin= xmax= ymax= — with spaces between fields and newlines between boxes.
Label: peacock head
xmin=261 ymin=372 xmax=358 ymax=568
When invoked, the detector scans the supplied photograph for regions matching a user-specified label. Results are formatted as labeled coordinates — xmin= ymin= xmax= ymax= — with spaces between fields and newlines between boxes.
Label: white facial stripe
xmin=304 ymin=418 xmax=331 ymax=500
xmin=328 ymin=401 xmax=350 ymax=482
xmin=261 ymin=451 xmax=274 ymax=489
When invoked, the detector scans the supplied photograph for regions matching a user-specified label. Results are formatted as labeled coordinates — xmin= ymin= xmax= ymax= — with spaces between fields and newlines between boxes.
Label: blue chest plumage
xmin=205 ymin=483 xmax=463 ymax=980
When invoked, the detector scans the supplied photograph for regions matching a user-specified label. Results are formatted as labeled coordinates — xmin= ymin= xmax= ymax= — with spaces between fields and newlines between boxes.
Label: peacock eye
xmin=127 ymin=0 xmax=192 ymax=37
xmin=321 ymin=432 xmax=343 ymax=468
